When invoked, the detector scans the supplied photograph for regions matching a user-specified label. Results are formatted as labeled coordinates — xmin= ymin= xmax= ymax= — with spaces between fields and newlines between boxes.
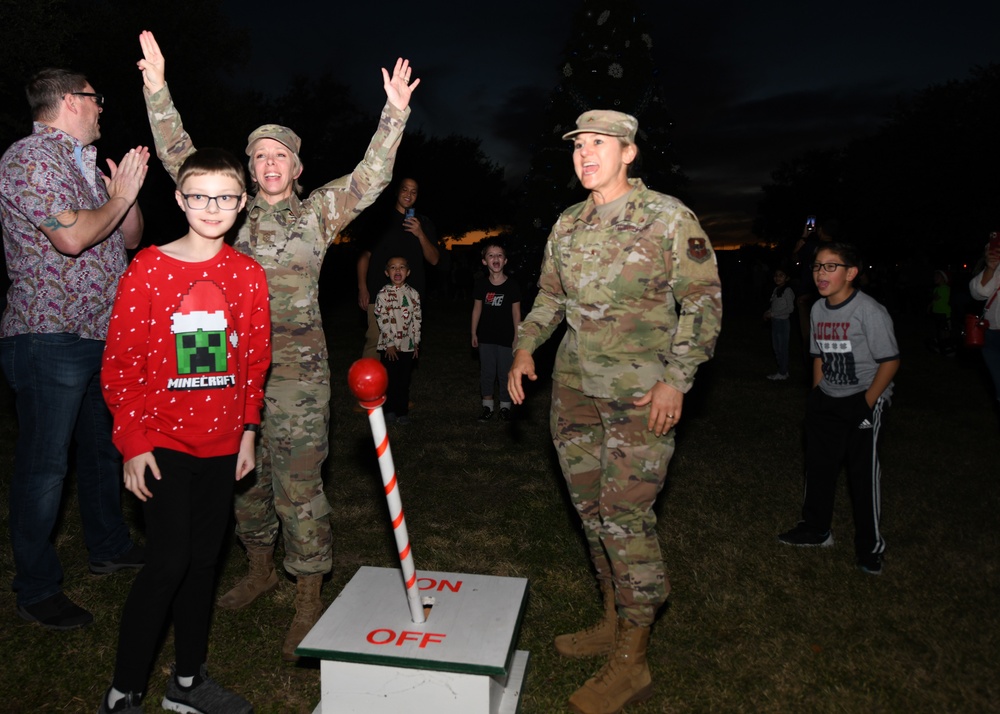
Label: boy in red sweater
xmin=98 ymin=149 xmax=270 ymax=714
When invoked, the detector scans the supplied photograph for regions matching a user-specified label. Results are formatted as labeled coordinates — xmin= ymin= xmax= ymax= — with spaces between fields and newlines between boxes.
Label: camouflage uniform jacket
xmin=146 ymin=85 xmax=408 ymax=369
xmin=517 ymin=179 xmax=722 ymax=399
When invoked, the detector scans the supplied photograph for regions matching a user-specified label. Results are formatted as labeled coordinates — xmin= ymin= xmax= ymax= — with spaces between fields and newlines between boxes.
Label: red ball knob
xmin=348 ymin=358 xmax=388 ymax=402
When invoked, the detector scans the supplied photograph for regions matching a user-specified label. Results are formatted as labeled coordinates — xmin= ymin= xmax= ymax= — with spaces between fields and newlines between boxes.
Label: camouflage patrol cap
xmin=245 ymin=124 xmax=302 ymax=156
xmin=562 ymin=110 xmax=638 ymax=143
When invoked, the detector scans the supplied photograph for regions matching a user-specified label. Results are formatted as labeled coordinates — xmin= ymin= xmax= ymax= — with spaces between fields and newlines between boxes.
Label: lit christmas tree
xmin=511 ymin=0 xmax=683 ymax=281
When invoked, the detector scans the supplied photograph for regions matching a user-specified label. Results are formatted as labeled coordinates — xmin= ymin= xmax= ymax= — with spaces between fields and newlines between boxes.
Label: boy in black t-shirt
xmin=471 ymin=241 xmax=521 ymax=421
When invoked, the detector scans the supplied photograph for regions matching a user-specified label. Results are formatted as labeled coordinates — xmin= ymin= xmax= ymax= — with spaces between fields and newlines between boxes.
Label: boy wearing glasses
xmin=99 ymin=149 xmax=270 ymax=713
xmin=778 ymin=243 xmax=899 ymax=576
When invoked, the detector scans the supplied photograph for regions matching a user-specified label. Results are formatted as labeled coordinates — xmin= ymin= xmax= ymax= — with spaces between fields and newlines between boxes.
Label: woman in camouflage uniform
xmin=137 ymin=31 xmax=419 ymax=661
xmin=509 ymin=110 xmax=722 ymax=714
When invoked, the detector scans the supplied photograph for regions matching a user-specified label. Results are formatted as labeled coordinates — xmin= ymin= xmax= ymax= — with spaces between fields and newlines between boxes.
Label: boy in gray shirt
xmin=778 ymin=243 xmax=899 ymax=575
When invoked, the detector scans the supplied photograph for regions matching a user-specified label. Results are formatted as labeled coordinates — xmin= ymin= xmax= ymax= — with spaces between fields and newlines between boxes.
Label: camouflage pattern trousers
xmin=550 ymin=381 xmax=674 ymax=626
xmin=233 ymin=365 xmax=333 ymax=576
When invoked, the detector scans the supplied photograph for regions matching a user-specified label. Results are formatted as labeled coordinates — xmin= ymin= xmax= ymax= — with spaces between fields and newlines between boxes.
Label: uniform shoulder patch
xmin=687 ymin=237 xmax=710 ymax=263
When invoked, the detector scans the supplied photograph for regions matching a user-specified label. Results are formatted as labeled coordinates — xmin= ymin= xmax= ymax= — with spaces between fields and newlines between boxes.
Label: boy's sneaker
xmin=478 ymin=407 xmax=494 ymax=422
xmin=766 ymin=373 xmax=789 ymax=381
xmin=777 ymin=523 xmax=834 ymax=547
xmin=162 ymin=664 xmax=252 ymax=714
xmin=396 ymin=415 xmax=411 ymax=425
xmin=17 ymin=591 xmax=93 ymax=630
xmin=98 ymin=688 xmax=144 ymax=713
xmin=90 ymin=543 xmax=146 ymax=574
xmin=384 ymin=412 xmax=398 ymax=424
xmin=498 ymin=407 xmax=511 ymax=421
xmin=857 ymin=553 xmax=883 ymax=576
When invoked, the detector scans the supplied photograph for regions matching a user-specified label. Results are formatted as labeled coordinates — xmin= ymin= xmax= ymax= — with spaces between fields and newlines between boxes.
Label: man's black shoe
xmin=17 ymin=592 xmax=93 ymax=630
xmin=90 ymin=544 xmax=145 ymax=575
xmin=857 ymin=553 xmax=883 ymax=576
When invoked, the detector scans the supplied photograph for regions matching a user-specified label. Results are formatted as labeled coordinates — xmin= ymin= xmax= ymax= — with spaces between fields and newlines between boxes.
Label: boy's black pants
xmin=113 ymin=448 xmax=237 ymax=692
xmin=381 ymin=350 xmax=414 ymax=417
xmin=801 ymin=388 xmax=887 ymax=559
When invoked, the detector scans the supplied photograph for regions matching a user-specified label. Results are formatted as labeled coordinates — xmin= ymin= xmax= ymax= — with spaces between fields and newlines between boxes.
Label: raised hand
xmin=382 ymin=57 xmax=419 ymax=112
xmin=137 ymin=30 xmax=166 ymax=93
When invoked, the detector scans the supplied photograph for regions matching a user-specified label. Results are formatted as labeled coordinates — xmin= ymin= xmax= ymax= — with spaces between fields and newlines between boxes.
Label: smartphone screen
xmin=806 ymin=215 xmax=816 ymax=232
xmin=405 ymin=208 xmax=415 ymax=219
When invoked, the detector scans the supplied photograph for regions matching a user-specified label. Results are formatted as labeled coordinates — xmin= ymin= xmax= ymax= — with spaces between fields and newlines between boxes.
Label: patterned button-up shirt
xmin=0 ymin=123 xmax=128 ymax=339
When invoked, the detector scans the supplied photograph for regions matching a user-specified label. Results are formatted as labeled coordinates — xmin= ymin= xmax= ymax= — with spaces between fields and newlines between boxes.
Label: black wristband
xmin=243 ymin=424 xmax=259 ymax=433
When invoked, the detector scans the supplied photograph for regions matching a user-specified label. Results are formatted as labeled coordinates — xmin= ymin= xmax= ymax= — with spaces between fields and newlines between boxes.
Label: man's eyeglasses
xmin=180 ymin=194 xmax=243 ymax=211
xmin=811 ymin=262 xmax=850 ymax=273
xmin=71 ymin=92 xmax=104 ymax=107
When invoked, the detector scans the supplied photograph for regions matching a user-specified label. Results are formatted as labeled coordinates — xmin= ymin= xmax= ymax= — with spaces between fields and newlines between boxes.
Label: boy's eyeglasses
xmin=811 ymin=262 xmax=849 ymax=273
xmin=180 ymin=194 xmax=242 ymax=211
xmin=71 ymin=92 xmax=104 ymax=107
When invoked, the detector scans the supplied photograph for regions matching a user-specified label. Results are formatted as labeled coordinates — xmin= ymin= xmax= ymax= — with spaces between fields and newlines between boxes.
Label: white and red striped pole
xmin=347 ymin=358 xmax=425 ymax=624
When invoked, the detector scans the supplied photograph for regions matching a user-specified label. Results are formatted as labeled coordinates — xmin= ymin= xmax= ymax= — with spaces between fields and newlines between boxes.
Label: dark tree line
xmin=754 ymin=64 xmax=1000 ymax=270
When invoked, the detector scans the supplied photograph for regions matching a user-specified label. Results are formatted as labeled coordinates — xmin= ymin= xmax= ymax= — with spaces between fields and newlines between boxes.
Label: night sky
xmin=226 ymin=0 xmax=1000 ymax=244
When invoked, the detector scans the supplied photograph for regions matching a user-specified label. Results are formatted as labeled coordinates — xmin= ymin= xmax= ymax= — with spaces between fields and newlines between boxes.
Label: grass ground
xmin=0 ymin=293 xmax=997 ymax=713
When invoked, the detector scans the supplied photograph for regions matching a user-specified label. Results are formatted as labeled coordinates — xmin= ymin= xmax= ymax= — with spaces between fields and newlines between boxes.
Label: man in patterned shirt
xmin=0 ymin=68 xmax=149 ymax=630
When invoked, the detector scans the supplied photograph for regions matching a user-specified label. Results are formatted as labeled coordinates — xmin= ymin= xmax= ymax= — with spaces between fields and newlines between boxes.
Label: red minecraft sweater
xmin=101 ymin=244 xmax=271 ymax=462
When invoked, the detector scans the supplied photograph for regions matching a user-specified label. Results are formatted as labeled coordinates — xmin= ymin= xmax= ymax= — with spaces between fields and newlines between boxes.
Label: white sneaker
xmin=766 ymin=373 xmax=789 ymax=381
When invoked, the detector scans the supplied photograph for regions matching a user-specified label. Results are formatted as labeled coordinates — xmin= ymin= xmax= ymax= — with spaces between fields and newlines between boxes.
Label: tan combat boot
xmin=217 ymin=545 xmax=278 ymax=610
xmin=282 ymin=574 xmax=324 ymax=662
xmin=568 ymin=618 xmax=653 ymax=714
xmin=555 ymin=579 xmax=617 ymax=657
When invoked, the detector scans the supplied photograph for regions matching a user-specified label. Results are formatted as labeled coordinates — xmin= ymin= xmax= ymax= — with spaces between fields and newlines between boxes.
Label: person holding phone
xmin=357 ymin=177 xmax=440 ymax=360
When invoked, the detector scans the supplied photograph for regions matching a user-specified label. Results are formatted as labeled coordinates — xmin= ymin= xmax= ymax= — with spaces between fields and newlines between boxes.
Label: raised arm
xmin=309 ymin=64 xmax=417 ymax=244
xmin=138 ymin=30 xmax=196 ymax=182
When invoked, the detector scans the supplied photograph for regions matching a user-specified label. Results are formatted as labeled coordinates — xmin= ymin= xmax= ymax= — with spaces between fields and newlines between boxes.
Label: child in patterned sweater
xmin=375 ymin=255 xmax=422 ymax=424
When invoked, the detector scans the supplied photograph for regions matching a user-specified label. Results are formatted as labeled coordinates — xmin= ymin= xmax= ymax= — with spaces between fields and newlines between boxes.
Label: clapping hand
xmin=104 ymin=147 xmax=150 ymax=206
